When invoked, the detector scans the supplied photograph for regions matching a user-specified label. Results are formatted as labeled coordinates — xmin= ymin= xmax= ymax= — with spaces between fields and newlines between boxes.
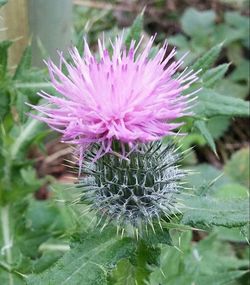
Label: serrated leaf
xmin=0 ymin=40 xmax=11 ymax=78
xmin=13 ymin=45 xmax=32 ymax=80
xmin=125 ymin=12 xmax=144 ymax=48
xmin=132 ymin=242 xmax=160 ymax=285
xmin=191 ymin=44 xmax=223 ymax=75
xmin=194 ymin=120 xmax=217 ymax=154
xmin=202 ymin=63 xmax=230 ymax=88
xmin=181 ymin=196 xmax=249 ymax=228
xmin=15 ymin=91 xmax=29 ymax=123
xmin=194 ymin=88 xmax=250 ymax=118
xmin=27 ymin=228 xmax=136 ymax=285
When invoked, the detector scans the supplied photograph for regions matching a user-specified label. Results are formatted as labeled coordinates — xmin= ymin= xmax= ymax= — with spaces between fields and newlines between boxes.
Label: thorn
xmin=160 ymin=268 xmax=166 ymax=278
xmin=100 ymin=222 xmax=108 ymax=232
xmin=174 ymin=245 xmax=183 ymax=254
xmin=149 ymin=221 xmax=156 ymax=234
xmin=116 ymin=225 xmax=120 ymax=236
xmin=121 ymin=228 xmax=125 ymax=239
xmin=158 ymin=219 xmax=164 ymax=232
xmin=135 ymin=228 xmax=139 ymax=241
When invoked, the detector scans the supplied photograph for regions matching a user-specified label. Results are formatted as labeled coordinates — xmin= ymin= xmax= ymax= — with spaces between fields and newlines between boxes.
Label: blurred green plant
xmin=149 ymin=231 xmax=249 ymax=285
xmin=0 ymin=8 xmax=71 ymax=282
xmin=168 ymin=8 xmax=250 ymax=153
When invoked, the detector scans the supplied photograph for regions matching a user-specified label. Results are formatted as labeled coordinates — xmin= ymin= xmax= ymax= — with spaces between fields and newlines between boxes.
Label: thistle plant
xmin=1 ymin=2 xmax=249 ymax=283
xmin=30 ymin=35 xmax=199 ymax=231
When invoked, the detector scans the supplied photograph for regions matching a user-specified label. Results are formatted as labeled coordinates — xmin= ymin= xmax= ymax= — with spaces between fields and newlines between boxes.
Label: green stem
xmin=1 ymin=205 xmax=14 ymax=285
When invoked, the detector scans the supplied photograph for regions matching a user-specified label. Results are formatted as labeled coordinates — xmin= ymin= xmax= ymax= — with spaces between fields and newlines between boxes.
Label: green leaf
xmin=20 ymin=166 xmax=40 ymax=185
xmin=25 ymin=198 xmax=77 ymax=236
xmin=168 ymin=34 xmax=188 ymax=49
xmin=125 ymin=11 xmax=144 ymax=48
xmin=225 ymin=11 xmax=249 ymax=33
xmin=224 ymin=147 xmax=250 ymax=188
xmin=214 ymin=24 xmax=244 ymax=46
xmin=139 ymin=223 xmax=172 ymax=247
xmin=186 ymin=164 xmax=232 ymax=196
xmin=191 ymin=44 xmax=223 ymax=75
xmin=214 ymin=183 xmax=249 ymax=200
xmin=150 ymin=231 xmax=248 ymax=285
xmin=15 ymin=91 xmax=29 ymax=123
xmin=0 ymin=88 xmax=10 ymax=121
xmin=27 ymin=228 xmax=136 ymax=285
xmin=0 ymin=271 xmax=24 ymax=285
xmin=10 ymin=118 xmax=46 ymax=160
xmin=196 ymin=270 xmax=248 ymax=285
xmin=202 ymin=63 xmax=230 ymax=88
xmin=181 ymin=196 xmax=249 ymax=228
xmin=132 ymin=242 xmax=160 ymax=285
xmin=13 ymin=45 xmax=32 ymax=80
xmin=0 ymin=40 xmax=11 ymax=78
xmin=110 ymin=241 xmax=160 ymax=285
xmin=108 ymin=259 xmax=136 ymax=285
xmin=194 ymin=120 xmax=217 ymax=154
xmin=150 ymin=232 xmax=248 ymax=285
xmin=229 ymin=59 xmax=250 ymax=83
xmin=149 ymin=232 xmax=192 ymax=285
xmin=181 ymin=8 xmax=216 ymax=37
xmin=206 ymin=116 xmax=230 ymax=139
xmin=214 ymin=226 xmax=249 ymax=243
xmin=31 ymin=251 xmax=65 ymax=274
xmin=216 ymin=78 xmax=249 ymax=99
xmin=194 ymin=88 xmax=250 ymax=118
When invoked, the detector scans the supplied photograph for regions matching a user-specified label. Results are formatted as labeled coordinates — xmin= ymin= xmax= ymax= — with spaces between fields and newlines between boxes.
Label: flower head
xmin=31 ymin=35 xmax=198 ymax=160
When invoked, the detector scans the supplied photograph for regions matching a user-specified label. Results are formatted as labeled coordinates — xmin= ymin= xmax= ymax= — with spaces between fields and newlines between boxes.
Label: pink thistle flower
xmin=30 ymin=35 xmax=199 ymax=162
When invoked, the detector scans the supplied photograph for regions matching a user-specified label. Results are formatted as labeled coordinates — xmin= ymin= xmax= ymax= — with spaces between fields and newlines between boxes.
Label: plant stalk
xmin=1 ymin=205 xmax=14 ymax=285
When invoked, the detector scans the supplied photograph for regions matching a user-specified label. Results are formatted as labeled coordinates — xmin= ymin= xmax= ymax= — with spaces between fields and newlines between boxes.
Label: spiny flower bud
xmin=77 ymin=142 xmax=186 ymax=231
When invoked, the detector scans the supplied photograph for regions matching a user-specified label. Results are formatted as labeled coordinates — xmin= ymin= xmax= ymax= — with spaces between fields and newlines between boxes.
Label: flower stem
xmin=1 ymin=205 xmax=14 ymax=285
